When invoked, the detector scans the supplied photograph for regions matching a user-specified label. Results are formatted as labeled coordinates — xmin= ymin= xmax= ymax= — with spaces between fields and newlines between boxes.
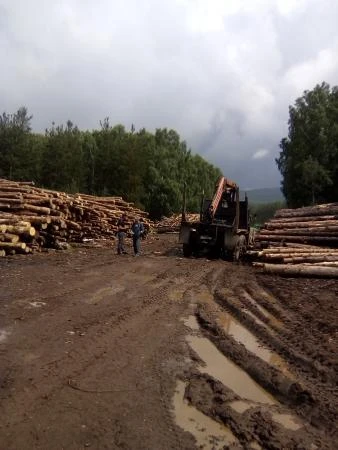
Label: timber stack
xmin=0 ymin=178 xmax=151 ymax=255
xmin=156 ymin=213 xmax=200 ymax=233
xmin=253 ymin=203 xmax=338 ymax=278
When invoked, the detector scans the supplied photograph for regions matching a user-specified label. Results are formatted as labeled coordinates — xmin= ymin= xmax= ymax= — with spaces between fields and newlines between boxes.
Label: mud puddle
xmin=243 ymin=307 xmax=275 ymax=331
xmin=229 ymin=399 xmax=254 ymax=413
xmin=186 ymin=308 xmax=290 ymax=376
xmin=216 ymin=311 xmax=290 ymax=375
xmin=173 ymin=380 xmax=238 ymax=449
xmin=187 ymin=334 xmax=276 ymax=405
xmin=183 ymin=315 xmax=200 ymax=330
xmin=241 ymin=290 xmax=283 ymax=329
xmin=272 ymin=412 xmax=303 ymax=431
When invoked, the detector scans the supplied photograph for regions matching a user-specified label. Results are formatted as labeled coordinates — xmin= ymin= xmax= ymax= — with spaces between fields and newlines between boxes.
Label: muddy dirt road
xmin=0 ymin=235 xmax=337 ymax=449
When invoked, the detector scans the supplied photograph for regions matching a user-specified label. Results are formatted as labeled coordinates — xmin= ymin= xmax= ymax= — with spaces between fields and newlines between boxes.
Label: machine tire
xmin=183 ymin=243 xmax=193 ymax=257
xmin=233 ymin=235 xmax=247 ymax=262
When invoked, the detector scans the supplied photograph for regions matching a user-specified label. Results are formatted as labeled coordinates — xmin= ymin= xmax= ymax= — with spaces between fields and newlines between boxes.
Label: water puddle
xmin=216 ymin=310 xmax=290 ymax=376
xmin=242 ymin=291 xmax=283 ymax=329
xmin=187 ymin=334 xmax=276 ymax=405
xmin=242 ymin=308 xmax=275 ymax=334
xmin=229 ymin=400 xmax=254 ymax=413
xmin=183 ymin=315 xmax=200 ymax=330
xmin=0 ymin=329 xmax=10 ymax=343
xmin=272 ymin=413 xmax=303 ymax=431
xmin=173 ymin=380 xmax=238 ymax=449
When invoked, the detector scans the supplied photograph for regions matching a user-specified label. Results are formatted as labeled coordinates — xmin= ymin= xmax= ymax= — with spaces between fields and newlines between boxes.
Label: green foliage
xmin=0 ymin=107 xmax=33 ymax=180
xmin=0 ymin=107 xmax=222 ymax=219
xmin=276 ymin=82 xmax=338 ymax=207
xmin=249 ymin=201 xmax=286 ymax=227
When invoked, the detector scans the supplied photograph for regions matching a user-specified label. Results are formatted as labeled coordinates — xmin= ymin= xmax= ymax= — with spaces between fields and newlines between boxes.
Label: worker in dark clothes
xmin=131 ymin=217 xmax=144 ymax=256
xmin=117 ymin=213 xmax=128 ymax=255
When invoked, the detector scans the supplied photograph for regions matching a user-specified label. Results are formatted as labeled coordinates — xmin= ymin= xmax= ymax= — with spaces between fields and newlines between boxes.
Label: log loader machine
xmin=179 ymin=176 xmax=253 ymax=261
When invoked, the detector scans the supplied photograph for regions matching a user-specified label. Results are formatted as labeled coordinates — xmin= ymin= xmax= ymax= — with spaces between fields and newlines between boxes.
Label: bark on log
xmin=282 ymin=255 xmax=338 ymax=264
xmin=254 ymin=262 xmax=338 ymax=278
xmin=259 ymin=229 xmax=338 ymax=236
xmin=266 ymin=220 xmax=338 ymax=229
xmin=275 ymin=204 xmax=338 ymax=219
xmin=257 ymin=234 xmax=338 ymax=243
xmin=261 ymin=247 xmax=337 ymax=254
xmin=268 ymin=215 xmax=338 ymax=224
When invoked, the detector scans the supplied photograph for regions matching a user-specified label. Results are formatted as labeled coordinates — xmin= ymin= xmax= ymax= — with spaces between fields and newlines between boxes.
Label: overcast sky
xmin=1 ymin=0 xmax=338 ymax=189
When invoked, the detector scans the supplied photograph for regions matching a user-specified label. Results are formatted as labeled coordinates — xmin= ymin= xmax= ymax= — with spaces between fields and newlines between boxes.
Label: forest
xmin=1 ymin=81 xmax=337 ymax=221
xmin=0 ymin=109 xmax=221 ymax=219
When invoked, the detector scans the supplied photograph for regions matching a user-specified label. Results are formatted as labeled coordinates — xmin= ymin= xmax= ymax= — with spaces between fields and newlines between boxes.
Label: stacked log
xmin=156 ymin=213 xmax=200 ymax=233
xmin=257 ymin=203 xmax=338 ymax=246
xmin=253 ymin=203 xmax=338 ymax=278
xmin=0 ymin=179 xmax=152 ymax=255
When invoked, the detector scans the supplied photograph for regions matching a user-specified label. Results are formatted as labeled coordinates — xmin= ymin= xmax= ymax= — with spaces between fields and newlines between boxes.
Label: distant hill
xmin=245 ymin=187 xmax=284 ymax=204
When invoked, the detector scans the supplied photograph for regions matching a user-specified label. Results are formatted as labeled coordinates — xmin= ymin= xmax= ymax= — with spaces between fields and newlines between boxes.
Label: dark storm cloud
xmin=0 ymin=0 xmax=337 ymax=188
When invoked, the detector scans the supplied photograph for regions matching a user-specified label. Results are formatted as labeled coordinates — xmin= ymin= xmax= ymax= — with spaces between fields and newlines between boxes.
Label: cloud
xmin=0 ymin=0 xmax=337 ymax=188
xmin=252 ymin=149 xmax=270 ymax=160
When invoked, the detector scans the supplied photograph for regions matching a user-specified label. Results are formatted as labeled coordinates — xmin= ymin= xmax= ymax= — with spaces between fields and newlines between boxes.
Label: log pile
xmin=156 ymin=213 xmax=200 ymax=233
xmin=256 ymin=203 xmax=338 ymax=246
xmin=0 ymin=179 xmax=151 ymax=255
xmin=253 ymin=203 xmax=338 ymax=278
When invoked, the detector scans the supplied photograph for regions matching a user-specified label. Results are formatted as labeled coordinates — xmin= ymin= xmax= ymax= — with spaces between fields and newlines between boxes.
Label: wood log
xmin=256 ymin=234 xmax=338 ymax=243
xmin=0 ymin=241 xmax=26 ymax=250
xmin=265 ymin=220 xmax=338 ymax=229
xmin=0 ymin=178 xmax=153 ymax=253
xmin=0 ymin=219 xmax=31 ymax=226
xmin=282 ymin=255 xmax=338 ymax=264
xmin=254 ymin=262 xmax=338 ymax=278
xmin=268 ymin=215 xmax=338 ymax=224
xmin=275 ymin=203 xmax=338 ymax=219
xmin=258 ymin=229 xmax=338 ymax=237
xmin=309 ymin=261 xmax=338 ymax=267
xmin=0 ymin=198 xmax=23 ymax=204
xmin=3 ymin=225 xmax=35 ymax=237
xmin=260 ymin=247 xmax=337 ymax=254
xmin=20 ymin=204 xmax=51 ymax=215
xmin=0 ymin=233 xmax=20 ymax=243
xmin=0 ymin=193 xmax=23 ymax=199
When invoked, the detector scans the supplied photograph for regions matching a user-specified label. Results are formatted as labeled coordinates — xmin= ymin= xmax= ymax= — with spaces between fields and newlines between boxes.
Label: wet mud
xmin=178 ymin=267 xmax=337 ymax=449
xmin=0 ymin=234 xmax=336 ymax=449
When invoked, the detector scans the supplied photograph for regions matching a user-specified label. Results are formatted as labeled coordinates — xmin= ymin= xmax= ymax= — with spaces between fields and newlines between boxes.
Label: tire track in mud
xmin=0 ymin=254 xmax=215 ymax=450
xmin=177 ymin=266 xmax=336 ymax=449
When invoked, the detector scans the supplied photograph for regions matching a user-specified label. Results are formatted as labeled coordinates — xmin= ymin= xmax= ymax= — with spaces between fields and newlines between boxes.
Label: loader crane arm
xmin=208 ymin=176 xmax=238 ymax=221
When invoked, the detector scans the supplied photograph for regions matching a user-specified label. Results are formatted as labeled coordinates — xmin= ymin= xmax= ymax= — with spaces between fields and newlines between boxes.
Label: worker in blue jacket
xmin=131 ymin=217 xmax=144 ymax=256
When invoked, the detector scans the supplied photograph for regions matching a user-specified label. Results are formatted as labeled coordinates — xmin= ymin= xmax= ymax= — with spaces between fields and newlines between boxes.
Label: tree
xmin=0 ymin=107 xmax=33 ymax=179
xmin=41 ymin=120 xmax=84 ymax=192
xmin=276 ymin=82 xmax=338 ymax=207
xmin=0 ymin=108 xmax=224 ymax=218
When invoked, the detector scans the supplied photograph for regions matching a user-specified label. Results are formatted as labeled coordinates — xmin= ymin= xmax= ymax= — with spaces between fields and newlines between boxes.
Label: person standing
xmin=131 ymin=217 xmax=144 ymax=256
xmin=117 ymin=213 xmax=128 ymax=255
